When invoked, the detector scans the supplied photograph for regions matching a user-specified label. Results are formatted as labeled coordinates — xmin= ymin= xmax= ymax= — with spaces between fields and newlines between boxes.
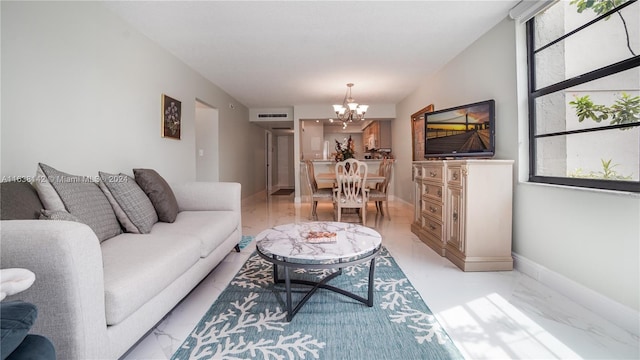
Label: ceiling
xmin=104 ymin=1 xmax=519 ymax=112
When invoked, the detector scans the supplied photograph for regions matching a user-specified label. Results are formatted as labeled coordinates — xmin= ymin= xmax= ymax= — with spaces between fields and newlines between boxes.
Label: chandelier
xmin=332 ymin=83 xmax=369 ymax=128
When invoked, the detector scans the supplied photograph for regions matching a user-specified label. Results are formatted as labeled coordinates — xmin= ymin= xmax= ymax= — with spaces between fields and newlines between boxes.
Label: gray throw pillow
xmin=34 ymin=163 xmax=122 ymax=242
xmin=39 ymin=209 xmax=82 ymax=222
xmin=0 ymin=181 xmax=43 ymax=220
xmin=133 ymin=169 xmax=179 ymax=223
xmin=98 ymin=172 xmax=158 ymax=234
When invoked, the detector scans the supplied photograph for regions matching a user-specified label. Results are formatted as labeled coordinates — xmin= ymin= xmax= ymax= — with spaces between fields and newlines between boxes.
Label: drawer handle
xmin=429 ymin=206 xmax=437 ymax=213
xmin=430 ymin=171 xmax=437 ymax=177
xmin=452 ymin=172 xmax=458 ymax=180
xmin=453 ymin=211 xmax=458 ymax=222
xmin=437 ymin=189 xmax=442 ymax=197
xmin=429 ymin=224 xmax=436 ymax=231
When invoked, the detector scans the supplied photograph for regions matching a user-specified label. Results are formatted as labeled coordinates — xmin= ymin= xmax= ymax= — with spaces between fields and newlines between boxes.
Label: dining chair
xmin=333 ymin=159 xmax=368 ymax=224
xmin=368 ymin=159 xmax=393 ymax=219
xmin=303 ymin=160 xmax=333 ymax=220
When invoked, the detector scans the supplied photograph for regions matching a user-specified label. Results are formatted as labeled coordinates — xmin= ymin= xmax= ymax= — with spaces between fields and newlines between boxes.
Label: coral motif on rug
xmin=172 ymin=248 xmax=463 ymax=360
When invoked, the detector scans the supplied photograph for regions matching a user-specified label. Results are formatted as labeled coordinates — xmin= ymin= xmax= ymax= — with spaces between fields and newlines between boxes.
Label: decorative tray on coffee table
xmin=304 ymin=231 xmax=338 ymax=244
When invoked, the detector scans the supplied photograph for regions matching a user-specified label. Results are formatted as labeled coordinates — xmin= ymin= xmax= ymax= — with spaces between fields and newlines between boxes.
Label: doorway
xmin=276 ymin=135 xmax=294 ymax=189
xmin=265 ymin=132 xmax=295 ymax=195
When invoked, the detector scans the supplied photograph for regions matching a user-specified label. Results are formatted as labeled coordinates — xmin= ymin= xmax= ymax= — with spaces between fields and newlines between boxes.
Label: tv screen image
xmin=424 ymin=99 xmax=495 ymax=158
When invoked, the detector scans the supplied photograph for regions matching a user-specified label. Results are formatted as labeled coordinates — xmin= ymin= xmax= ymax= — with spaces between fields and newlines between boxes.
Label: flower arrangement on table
xmin=334 ymin=135 xmax=355 ymax=162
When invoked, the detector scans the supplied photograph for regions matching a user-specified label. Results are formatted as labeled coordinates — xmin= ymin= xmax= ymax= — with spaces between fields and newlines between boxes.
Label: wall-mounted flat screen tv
xmin=424 ymin=99 xmax=495 ymax=159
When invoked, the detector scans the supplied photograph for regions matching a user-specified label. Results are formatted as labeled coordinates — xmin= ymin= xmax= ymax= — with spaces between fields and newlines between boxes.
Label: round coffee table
xmin=255 ymin=221 xmax=382 ymax=321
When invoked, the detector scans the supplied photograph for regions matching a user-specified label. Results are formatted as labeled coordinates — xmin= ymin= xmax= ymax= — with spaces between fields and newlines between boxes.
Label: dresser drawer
xmin=422 ymin=182 xmax=444 ymax=201
xmin=423 ymin=164 xmax=443 ymax=182
xmin=421 ymin=215 xmax=443 ymax=239
xmin=447 ymin=166 xmax=463 ymax=186
xmin=422 ymin=198 xmax=443 ymax=222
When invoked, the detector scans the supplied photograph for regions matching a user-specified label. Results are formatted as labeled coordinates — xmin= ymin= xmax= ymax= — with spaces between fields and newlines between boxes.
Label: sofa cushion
xmin=133 ymin=169 xmax=179 ymax=223
xmin=0 ymin=181 xmax=43 ymax=220
xmin=34 ymin=163 xmax=122 ymax=242
xmin=98 ymin=172 xmax=158 ymax=234
xmin=150 ymin=211 xmax=239 ymax=258
xmin=100 ymin=233 xmax=200 ymax=325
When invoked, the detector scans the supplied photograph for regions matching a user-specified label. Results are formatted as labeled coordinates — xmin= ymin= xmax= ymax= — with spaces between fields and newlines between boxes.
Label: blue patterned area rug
xmin=237 ymin=235 xmax=254 ymax=250
xmin=171 ymin=247 xmax=464 ymax=359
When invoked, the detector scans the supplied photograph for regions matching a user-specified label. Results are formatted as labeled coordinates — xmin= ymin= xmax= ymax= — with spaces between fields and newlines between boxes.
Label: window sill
xmin=518 ymin=181 xmax=640 ymax=199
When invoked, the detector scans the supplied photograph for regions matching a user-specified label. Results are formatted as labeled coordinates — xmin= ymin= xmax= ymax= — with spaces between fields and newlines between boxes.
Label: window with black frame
xmin=527 ymin=0 xmax=640 ymax=193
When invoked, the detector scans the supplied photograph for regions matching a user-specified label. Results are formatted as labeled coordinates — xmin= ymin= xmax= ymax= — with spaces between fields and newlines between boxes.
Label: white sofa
xmin=0 ymin=181 xmax=242 ymax=360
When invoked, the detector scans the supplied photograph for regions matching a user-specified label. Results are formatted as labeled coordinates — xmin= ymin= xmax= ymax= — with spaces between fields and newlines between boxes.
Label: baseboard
xmin=513 ymin=253 xmax=640 ymax=336
xmin=390 ymin=195 xmax=412 ymax=207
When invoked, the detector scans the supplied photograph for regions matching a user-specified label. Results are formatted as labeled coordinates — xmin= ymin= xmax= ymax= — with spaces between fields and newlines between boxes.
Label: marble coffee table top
xmin=255 ymin=222 xmax=382 ymax=261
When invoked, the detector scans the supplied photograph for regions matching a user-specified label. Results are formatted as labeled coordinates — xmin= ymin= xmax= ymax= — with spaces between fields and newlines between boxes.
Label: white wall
xmin=1 ymin=2 xmax=265 ymax=198
xmin=195 ymin=102 xmax=219 ymax=181
xmin=395 ymin=17 xmax=640 ymax=315
xmin=300 ymin=121 xmax=324 ymax=161
xmin=395 ymin=18 xmax=520 ymax=202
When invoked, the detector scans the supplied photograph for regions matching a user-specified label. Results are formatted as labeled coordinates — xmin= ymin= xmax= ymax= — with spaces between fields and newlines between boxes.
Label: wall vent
xmin=258 ymin=113 xmax=288 ymax=119
xmin=250 ymin=107 xmax=293 ymax=122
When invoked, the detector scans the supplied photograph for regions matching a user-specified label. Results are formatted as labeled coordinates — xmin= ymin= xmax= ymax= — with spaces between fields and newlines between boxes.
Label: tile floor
xmin=122 ymin=194 xmax=639 ymax=359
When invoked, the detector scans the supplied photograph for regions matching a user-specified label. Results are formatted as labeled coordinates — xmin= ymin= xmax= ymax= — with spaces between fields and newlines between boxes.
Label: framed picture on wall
xmin=162 ymin=94 xmax=181 ymax=140
xmin=411 ymin=104 xmax=434 ymax=161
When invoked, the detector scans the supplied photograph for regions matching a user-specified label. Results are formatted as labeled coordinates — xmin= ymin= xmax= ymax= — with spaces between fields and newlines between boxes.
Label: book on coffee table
xmin=305 ymin=231 xmax=337 ymax=243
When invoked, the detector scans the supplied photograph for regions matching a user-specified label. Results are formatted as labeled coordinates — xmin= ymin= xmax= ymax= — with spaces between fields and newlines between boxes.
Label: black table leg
xmin=258 ymin=246 xmax=381 ymax=322
xmin=367 ymin=257 xmax=376 ymax=307
xmin=273 ymin=263 xmax=279 ymax=283
xmin=284 ymin=266 xmax=293 ymax=321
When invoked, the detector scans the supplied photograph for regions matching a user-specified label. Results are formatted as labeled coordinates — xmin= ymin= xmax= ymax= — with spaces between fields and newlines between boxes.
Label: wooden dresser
xmin=411 ymin=159 xmax=514 ymax=271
